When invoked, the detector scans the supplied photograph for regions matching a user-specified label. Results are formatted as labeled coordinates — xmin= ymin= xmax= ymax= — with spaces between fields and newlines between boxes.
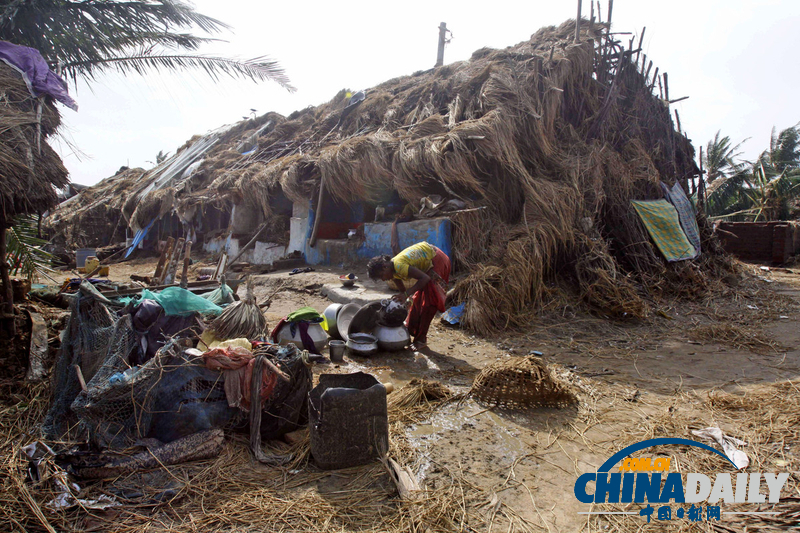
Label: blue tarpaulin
xmin=125 ymin=220 xmax=155 ymax=259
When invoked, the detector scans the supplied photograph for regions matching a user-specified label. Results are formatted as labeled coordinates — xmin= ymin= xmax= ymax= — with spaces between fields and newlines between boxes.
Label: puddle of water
xmin=404 ymin=398 xmax=533 ymax=481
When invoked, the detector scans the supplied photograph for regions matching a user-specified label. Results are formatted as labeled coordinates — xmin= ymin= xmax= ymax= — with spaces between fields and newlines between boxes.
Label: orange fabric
xmin=202 ymin=346 xmax=279 ymax=411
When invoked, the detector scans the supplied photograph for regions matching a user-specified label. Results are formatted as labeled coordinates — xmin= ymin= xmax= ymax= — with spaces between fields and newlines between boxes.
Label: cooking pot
xmin=373 ymin=324 xmax=410 ymax=351
xmin=346 ymin=333 xmax=378 ymax=357
xmin=322 ymin=303 xmax=343 ymax=340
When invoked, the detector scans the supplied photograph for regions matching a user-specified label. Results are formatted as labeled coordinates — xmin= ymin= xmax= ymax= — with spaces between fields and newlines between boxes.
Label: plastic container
xmin=308 ymin=372 xmax=388 ymax=469
xmin=76 ymin=248 xmax=96 ymax=268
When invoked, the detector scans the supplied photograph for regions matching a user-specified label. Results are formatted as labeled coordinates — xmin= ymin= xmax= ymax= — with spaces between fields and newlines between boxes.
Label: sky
xmin=53 ymin=0 xmax=800 ymax=186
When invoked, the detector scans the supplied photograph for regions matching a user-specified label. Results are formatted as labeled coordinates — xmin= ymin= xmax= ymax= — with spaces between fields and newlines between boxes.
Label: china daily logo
xmin=573 ymin=438 xmax=789 ymax=523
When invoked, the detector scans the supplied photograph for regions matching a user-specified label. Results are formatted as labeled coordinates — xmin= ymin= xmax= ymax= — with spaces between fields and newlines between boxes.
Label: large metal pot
xmin=373 ymin=324 xmax=410 ymax=351
xmin=322 ymin=303 xmax=343 ymax=340
xmin=346 ymin=333 xmax=378 ymax=357
xmin=276 ymin=323 xmax=328 ymax=353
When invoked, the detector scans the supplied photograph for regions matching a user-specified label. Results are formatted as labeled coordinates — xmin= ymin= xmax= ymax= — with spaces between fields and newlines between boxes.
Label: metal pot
xmin=322 ymin=303 xmax=343 ymax=340
xmin=276 ymin=323 xmax=328 ymax=353
xmin=346 ymin=333 xmax=378 ymax=357
xmin=373 ymin=324 xmax=410 ymax=351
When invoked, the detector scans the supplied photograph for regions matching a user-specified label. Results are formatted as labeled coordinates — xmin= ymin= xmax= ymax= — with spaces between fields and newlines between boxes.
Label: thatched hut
xmin=0 ymin=56 xmax=70 ymax=324
xmin=49 ymin=19 xmax=722 ymax=334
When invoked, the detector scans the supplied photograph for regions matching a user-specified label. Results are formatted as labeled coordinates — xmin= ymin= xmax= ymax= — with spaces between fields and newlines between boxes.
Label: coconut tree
xmin=0 ymin=0 xmax=294 ymax=89
xmin=706 ymin=124 xmax=800 ymax=221
xmin=703 ymin=130 xmax=747 ymax=184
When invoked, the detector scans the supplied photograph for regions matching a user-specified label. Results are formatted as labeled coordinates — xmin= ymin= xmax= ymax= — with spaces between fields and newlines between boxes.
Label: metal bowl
xmin=322 ymin=303 xmax=343 ymax=339
xmin=336 ymin=303 xmax=362 ymax=341
xmin=339 ymin=275 xmax=358 ymax=287
xmin=346 ymin=333 xmax=378 ymax=357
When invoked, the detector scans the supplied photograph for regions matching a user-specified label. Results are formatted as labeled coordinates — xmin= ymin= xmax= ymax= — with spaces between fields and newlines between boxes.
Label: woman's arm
xmin=402 ymin=266 xmax=430 ymax=298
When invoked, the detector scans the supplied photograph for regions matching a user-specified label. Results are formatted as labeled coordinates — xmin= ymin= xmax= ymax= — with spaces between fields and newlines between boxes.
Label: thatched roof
xmin=49 ymin=19 xmax=721 ymax=333
xmin=0 ymin=62 xmax=69 ymax=224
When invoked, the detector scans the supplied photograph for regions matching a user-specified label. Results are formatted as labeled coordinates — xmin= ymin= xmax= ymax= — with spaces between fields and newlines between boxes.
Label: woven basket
xmin=471 ymin=356 xmax=576 ymax=409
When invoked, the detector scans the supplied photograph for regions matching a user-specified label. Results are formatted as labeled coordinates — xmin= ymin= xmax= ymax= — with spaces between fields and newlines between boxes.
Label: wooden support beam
xmin=636 ymin=27 xmax=646 ymax=65
xmin=153 ymin=236 xmax=174 ymax=283
xmin=663 ymin=72 xmax=670 ymax=102
xmin=180 ymin=241 xmax=193 ymax=289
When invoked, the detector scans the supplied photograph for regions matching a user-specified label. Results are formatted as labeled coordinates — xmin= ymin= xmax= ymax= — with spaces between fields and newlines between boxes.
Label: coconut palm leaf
xmin=704 ymin=130 xmax=748 ymax=183
xmin=5 ymin=215 xmax=56 ymax=281
xmin=63 ymin=51 xmax=295 ymax=90
xmin=0 ymin=0 xmax=294 ymax=89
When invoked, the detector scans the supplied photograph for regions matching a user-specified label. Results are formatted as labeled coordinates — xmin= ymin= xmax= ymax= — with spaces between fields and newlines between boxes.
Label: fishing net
xmin=470 ymin=356 xmax=577 ymax=409
xmin=42 ymin=286 xmax=135 ymax=440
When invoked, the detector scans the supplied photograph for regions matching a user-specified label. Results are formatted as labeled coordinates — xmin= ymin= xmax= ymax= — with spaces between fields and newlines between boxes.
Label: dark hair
xmin=367 ymin=255 xmax=392 ymax=279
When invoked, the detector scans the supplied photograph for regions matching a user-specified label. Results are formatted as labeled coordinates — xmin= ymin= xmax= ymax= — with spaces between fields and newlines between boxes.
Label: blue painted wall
xmin=303 ymin=210 xmax=452 ymax=265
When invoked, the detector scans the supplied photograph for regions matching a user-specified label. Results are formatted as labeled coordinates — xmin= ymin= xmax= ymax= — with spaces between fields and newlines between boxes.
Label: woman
xmin=367 ymin=242 xmax=450 ymax=349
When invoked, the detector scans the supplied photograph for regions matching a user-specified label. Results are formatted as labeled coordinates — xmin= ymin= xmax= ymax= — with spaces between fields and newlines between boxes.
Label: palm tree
xmin=0 ymin=0 xmax=294 ymax=89
xmin=703 ymin=130 xmax=747 ymax=183
xmin=706 ymin=124 xmax=800 ymax=221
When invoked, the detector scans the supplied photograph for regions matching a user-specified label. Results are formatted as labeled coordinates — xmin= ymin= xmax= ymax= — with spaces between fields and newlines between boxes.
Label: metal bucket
xmin=329 ymin=340 xmax=346 ymax=362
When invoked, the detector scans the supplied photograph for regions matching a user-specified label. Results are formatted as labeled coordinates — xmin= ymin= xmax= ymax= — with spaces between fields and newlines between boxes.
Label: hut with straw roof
xmin=0 ymin=53 xmax=70 ymax=327
xmin=47 ymin=18 xmax=726 ymax=334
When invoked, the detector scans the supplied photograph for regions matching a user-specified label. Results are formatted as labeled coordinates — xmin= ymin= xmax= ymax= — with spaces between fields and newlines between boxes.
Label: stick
xmin=153 ymin=236 xmax=174 ymax=282
xmin=635 ymin=27 xmax=645 ymax=64
xmin=674 ymin=109 xmax=682 ymax=134
xmin=663 ymin=71 xmax=670 ymax=102
xmin=74 ymin=364 xmax=87 ymax=392
xmin=224 ymin=221 xmax=269 ymax=274
xmin=180 ymin=241 xmax=193 ymax=289
xmin=163 ymin=238 xmax=184 ymax=286
xmin=575 ymin=0 xmax=582 ymax=42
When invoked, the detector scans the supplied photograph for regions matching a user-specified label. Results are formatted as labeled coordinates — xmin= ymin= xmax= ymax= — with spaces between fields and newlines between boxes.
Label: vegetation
xmin=704 ymin=123 xmax=800 ymax=221
xmin=0 ymin=0 xmax=294 ymax=89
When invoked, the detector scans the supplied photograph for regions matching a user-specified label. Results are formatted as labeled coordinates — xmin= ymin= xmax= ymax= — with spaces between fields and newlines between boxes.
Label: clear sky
xmin=53 ymin=0 xmax=800 ymax=186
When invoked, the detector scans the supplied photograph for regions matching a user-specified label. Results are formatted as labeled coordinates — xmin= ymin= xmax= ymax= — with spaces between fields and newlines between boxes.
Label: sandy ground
xmin=8 ymin=256 xmax=800 ymax=531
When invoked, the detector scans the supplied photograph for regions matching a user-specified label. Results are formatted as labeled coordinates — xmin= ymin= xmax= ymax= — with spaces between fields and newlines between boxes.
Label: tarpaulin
xmin=0 ymin=41 xmax=77 ymax=110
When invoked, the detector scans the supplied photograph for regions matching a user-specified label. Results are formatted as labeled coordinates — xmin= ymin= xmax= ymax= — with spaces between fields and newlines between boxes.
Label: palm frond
xmin=63 ymin=51 xmax=296 ymax=91
xmin=0 ymin=0 xmax=294 ymax=89
xmin=5 ymin=216 xmax=56 ymax=281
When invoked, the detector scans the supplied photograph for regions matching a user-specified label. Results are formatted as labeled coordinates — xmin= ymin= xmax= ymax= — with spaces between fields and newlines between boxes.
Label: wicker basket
xmin=471 ymin=355 xmax=576 ymax=409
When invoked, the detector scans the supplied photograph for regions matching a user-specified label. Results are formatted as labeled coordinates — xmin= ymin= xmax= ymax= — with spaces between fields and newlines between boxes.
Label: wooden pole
xmin=308 ymin=176 xmax=326 ymax=248
xmin=153 ymin=236 xmax=174 ymax=283
xmin=698 ymin=146 xmax=706 ymax=213
xmin=636 ymin=27 xmax=646 ymax=65
xmin=589 ymin=1 xmax=594 ymax=33
xmin=607 ymin=0 xmax=614 ymax=31
xmin=575 ymin=0 xmax=582 ymax=42
xmin=663 ymin=72 xmax=670 ymax=102
xmin=180 ymin=241 xmax=193 ymax=289
xmin=0 ymin=220 xmax=14 ymax=335
xmin=163 ymin=238 xmax=184 ymax=285
xmin=224 ymin=221 xmax=270 ymax=273
xmin=435 ymin=22 xmax=447 ymax=67
xmin=674 ymin=109 xmax=682 ymax=134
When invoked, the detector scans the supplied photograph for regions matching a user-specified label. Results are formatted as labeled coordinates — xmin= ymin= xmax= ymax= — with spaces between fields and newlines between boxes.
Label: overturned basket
xmin=470 ymin=355 xmax=577 ymax=409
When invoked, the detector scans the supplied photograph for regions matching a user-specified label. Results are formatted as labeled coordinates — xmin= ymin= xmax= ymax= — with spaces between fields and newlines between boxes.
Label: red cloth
xmin=201 ymin=346 xmax=278 ymax=411
xmin=406 ymin=247 xmax=451 ymax=342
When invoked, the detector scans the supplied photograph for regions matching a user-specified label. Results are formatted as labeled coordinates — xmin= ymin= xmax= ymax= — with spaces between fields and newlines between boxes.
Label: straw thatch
xmin=49 ymin=19 xmax=721 ymax=333
xmin=0 ymin=62 xmax=68 ymax=224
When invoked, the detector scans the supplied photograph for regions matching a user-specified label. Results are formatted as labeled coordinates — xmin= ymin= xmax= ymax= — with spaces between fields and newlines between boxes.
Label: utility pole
xmin=435 ymin=22 xmax=447 ymax=67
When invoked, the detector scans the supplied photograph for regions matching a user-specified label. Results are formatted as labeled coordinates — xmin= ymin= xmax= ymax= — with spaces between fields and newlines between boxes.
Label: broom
xmin=208 ymin=276 xmax=268 ymax=340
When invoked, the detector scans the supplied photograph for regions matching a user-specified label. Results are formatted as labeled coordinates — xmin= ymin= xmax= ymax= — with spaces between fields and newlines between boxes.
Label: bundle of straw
xmin=208 ymin=277 xmax=267 ymax=340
